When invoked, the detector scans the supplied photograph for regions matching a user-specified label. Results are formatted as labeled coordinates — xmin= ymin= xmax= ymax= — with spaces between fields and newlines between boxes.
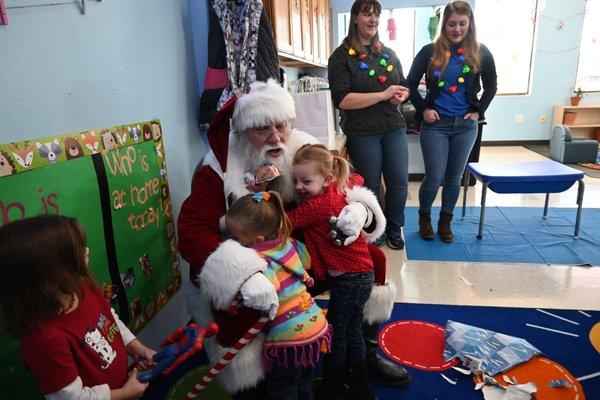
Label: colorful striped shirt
xmin=253 ymin=236 xmax=331 ymax=370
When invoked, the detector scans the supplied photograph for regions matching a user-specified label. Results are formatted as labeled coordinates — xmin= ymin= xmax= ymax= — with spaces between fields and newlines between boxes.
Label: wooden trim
xmin=279 ymin=52 xmax=327 ymax=68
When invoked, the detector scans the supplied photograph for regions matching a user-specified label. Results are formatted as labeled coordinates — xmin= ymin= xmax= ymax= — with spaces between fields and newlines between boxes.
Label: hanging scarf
xmin=212 ymin=0 xmax=263 ymax=107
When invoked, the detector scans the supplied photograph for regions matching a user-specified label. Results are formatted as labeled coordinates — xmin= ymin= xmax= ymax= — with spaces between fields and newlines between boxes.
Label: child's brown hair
xmin=0 ymin=215 xmax=96 ymax=337
xmin=293 ymin=144 xmax=352 ymax=192
xmin=226 ymin=191 xmax=292 ymax=242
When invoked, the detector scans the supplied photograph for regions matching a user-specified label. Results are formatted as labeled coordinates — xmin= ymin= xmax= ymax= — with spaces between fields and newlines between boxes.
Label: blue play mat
xmin=404 ymin=206 xmax=600 ymax=265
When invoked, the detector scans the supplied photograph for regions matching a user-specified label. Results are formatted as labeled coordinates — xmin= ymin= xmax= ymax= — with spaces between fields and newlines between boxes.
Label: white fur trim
xmin=185 ymin=284 xmax=214 ymax=327
xmin=287 ymin=128 xmax=321 ymax=152
xmin=202 ymin=150 xmax=224 ymax=179
xmin=345 ymin=186 xmax=386 ymax=242
xmin=363 ymin=280 xmax=397 ymax=324
xmin=232 ymin=79 xmax=296 ymax=134
xmin=203 ymin=333 xmax=266 ymax=394
xmin=186 ymin=275 xmax=266 ymax=394
xmin=198 ymin=240 xmax=267 ymax=310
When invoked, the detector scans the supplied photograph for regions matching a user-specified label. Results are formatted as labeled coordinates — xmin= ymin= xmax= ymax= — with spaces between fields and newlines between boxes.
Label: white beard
xmin=237 ymin=134 xmax=296 ymax=203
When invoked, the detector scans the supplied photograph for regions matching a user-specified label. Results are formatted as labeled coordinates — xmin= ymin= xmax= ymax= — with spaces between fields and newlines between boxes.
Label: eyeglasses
xmin=246 ymin=122 xmax=292 ymax=139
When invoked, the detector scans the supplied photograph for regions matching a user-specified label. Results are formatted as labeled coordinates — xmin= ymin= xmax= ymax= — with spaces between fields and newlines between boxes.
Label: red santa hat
xmin=231 ymin=79 xmax=296 ymax=134
xmin=207 ymin=79 xmax=295 ymax=171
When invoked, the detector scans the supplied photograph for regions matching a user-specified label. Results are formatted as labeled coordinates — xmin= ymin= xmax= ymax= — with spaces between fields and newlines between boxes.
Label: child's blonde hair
xmin=293 ymin=144 xmax=352 ymax=192
xmin=0 ymin=215 xmax=96 ymax=337
xmin=226 ymin=191 xmax=292 ymax=242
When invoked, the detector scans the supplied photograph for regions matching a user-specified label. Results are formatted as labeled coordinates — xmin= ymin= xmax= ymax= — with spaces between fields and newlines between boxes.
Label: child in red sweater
xmin=287 ymin=144 xmax=382 ymax=399
xmin=0 ymin=215 xmax=155 ymax=400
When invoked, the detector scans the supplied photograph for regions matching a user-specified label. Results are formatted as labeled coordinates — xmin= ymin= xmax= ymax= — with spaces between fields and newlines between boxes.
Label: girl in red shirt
xmin=287 ymin=144 xmax=381 ymax=399
xmin=0 ymin=215 xmax=155 ymax=400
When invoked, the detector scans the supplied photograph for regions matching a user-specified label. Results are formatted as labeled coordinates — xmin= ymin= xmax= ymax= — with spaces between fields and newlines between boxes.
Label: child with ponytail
xmin=287 ymin=144 xmax=380 ymax=399
xmin=225 ymin=191 xmax=331 ymax=400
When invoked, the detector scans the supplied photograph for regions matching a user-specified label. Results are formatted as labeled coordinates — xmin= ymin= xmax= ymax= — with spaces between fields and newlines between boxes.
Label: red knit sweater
xmin=287 ymin=184 xmax=373 ymax=280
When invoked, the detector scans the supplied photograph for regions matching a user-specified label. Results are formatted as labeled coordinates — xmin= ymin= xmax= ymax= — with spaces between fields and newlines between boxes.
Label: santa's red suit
xmin=178 ymin=80 xmax=396 ymax=394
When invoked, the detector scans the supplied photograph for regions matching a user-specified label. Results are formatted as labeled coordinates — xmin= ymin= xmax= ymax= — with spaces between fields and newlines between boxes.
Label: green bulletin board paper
xmin=0 ymin=120 xmax=180 ymax=399
xmin=104 ymin=141 xmax=179 ymax=332
xmin=0 ymin=156 xmax=110 ymax=283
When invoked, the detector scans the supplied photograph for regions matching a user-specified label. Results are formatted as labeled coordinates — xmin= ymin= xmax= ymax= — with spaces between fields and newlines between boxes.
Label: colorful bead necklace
xmin=433 ymin=47 xmax=471 ymax=94
xmin=348 ymin=42 xmax=395 ymax=84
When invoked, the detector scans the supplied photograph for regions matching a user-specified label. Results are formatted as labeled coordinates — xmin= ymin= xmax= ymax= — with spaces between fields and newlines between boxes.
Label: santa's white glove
xmin=336 ymin=202 xmax=373 ymax=245
xmin=240 ymin=273 xmax=279 ymax=320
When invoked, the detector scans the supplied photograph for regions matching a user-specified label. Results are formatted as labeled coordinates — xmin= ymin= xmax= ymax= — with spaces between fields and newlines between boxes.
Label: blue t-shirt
xmin=434 ymin=45 xmax=470 ymax=117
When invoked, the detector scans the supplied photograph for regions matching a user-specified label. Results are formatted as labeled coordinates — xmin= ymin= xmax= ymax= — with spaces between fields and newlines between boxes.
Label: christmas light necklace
xmin=348 ymin=42 xmax=395 ymax=84
xmin=433 ymin=47 xmax=471 ymax=93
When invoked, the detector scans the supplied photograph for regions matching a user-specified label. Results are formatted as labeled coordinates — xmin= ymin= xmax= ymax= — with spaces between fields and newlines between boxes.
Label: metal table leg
xmin=574 ymin=179 xmax=585 ymax=239
xmin=462 ymin=169 xmax=470 ymax=219
xmin=477 ymin=182 xmax=488 ymax=239
xmin=543 ymin=193 xmax=549 ymax=219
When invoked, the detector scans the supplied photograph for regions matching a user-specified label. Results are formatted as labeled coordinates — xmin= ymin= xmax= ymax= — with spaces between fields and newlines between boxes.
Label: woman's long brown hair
xmin=0 ymin=215 xmax=95 ymax=337
xmin=430 ymin=1 xmax=480 ymax=77
xmin=342 ymin=0 xmax=382 ymax=55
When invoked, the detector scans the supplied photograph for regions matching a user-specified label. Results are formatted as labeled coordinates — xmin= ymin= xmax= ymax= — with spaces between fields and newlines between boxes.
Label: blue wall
xmin=330 ymin=0 xmax=600 ymax=141
xmin=0 ymin=0 xmax=205 ymax=346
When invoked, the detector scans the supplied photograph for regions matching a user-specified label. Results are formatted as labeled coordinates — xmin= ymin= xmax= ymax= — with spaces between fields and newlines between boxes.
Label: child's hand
xmin=127 ymin=339 xmax=157 ymax=371
xmin=123 ymin=368 xmax=149 ymax=398
xmin=112 ymin=368 xmax=149 ymax=399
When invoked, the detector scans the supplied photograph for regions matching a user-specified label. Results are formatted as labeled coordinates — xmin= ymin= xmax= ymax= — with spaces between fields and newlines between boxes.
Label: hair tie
xmin=252 ymin=192 xmax=270 ymax=203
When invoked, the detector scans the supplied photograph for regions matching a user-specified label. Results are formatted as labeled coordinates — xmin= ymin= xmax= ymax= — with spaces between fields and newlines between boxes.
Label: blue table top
xmin=466 ymin=160 xmax=584 ymax=183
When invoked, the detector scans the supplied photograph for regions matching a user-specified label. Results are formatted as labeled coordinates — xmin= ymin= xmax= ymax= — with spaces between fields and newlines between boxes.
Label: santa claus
xmin=178 ymin=79 xmax=410 ymax=398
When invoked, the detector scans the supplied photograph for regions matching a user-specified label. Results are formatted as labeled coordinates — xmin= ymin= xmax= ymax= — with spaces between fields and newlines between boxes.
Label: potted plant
xmin=570 ymin=87 xmax=583 ymax=106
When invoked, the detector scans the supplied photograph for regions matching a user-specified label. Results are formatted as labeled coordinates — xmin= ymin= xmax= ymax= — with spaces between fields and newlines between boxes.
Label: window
xmin=475 ymin=0 xmax=537 ymax=95
xmin=575 ymin=0 xmax=600 ymax=92
xmin=335 ymin=0 xmax=538 ymax=95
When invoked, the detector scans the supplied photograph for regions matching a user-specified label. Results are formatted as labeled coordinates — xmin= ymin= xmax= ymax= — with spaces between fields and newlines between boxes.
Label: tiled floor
xmin=385 ymin=146 xmax=600 ymax=311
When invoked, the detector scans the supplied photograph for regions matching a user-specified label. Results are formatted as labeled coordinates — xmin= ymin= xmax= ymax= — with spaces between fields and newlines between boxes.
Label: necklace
xmin=433 ymin=47 xmax=471 ymax=93
xmin=348 ymin=42 xmax=395 ymax=84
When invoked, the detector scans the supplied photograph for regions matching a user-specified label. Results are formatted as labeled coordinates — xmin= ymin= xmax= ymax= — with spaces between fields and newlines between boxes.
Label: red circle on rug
xmin=378 ymin=320 xmax=458 ymax=371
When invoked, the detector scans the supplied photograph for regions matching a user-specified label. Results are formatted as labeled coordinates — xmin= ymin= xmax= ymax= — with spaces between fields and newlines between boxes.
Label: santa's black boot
xmin=364 ymin=323 xmax=411 ymax=388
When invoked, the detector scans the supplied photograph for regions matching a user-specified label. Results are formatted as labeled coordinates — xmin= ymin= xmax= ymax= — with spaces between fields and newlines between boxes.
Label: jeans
xmin=346 ymin=128 xmax=408 ymax=236
xmin=266 ymin=350 xmax=315 ymax=400
xmin=419 ymin=116 xmax=478 ymax=214
xmin=325 ymin=272 xmax=374 ymax=369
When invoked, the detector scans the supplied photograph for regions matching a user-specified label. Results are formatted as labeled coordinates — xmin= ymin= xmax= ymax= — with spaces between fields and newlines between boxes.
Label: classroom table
xmin=461 ymin=160 xmax=585 ymax=239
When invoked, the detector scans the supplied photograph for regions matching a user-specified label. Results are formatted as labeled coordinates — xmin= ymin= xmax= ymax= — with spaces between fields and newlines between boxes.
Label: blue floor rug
xmin=373 ymin=302 xmax=600 ymax=400
xmin=144 ymin=303 xmax=600 ymax=399
xmin=405 ymin=206 xmax=600 ymax=265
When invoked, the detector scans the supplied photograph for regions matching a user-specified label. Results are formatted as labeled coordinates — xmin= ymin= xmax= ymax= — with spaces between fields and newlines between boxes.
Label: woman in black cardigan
xmin=328 ymin=0 xmax=410 ymax=251
xmin=407 ymin=1 xmax=497 ymax=243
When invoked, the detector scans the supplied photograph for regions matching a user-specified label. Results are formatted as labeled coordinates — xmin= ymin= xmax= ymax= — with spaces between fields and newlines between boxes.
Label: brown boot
xmin=438 ymin=212 xmax=453 ymax=243
xmin=418 ymin=211 xmax=434 ymax=240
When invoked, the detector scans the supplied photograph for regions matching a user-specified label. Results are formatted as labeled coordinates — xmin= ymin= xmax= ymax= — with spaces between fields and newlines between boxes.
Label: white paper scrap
xmin=481 ymin=382 xmax=537 ymax=400
xmin=440 ymin=373 xmax=457 ymax=385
